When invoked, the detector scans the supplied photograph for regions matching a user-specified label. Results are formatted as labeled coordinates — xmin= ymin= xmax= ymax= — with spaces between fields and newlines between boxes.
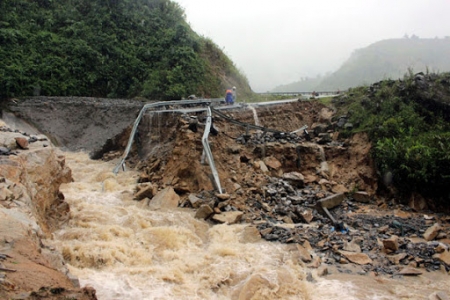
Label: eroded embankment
xmin=50 ymin=148 xmax=450 ymax=300
xmin=0 ymin=120 xmax=96 ymax=299
xmin=5 ymin=97 xmax=143 ymax=155
xmin=2 ymin=97 xmax=449 ymax=298
xmin=112 ymin=100 xmax=450 ymax=278
xmin=125 ymin=101 xmax=377 ymax=200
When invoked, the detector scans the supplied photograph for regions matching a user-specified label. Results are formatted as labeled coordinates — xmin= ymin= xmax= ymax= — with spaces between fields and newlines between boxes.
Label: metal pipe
xmin=201 ymin=107 xmax=223 ymax=193
xmin=322 ymin=207 xmax=337 ymax=225
xmin=290 ymin=125 xmax=308 ymax=134
xmin=113 ymin=99 xmax=213 ymax=174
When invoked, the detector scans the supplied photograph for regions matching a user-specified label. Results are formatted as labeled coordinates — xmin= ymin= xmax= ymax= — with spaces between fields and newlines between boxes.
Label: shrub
xmin=341 ymin=72 xmax=450 ymax=201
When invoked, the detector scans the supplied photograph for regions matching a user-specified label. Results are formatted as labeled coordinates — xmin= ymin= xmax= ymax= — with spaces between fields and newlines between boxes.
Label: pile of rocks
xmin=235 ymin=124 xmax=347 ymax=147
xmin=0 ymin=124 xmax=49 ymax=154
xmin=132 ymin=104 xmax=449 ymax=277
xmin=177 ymin=172 xmax=450 ymax=276
xmin=236 ymin=132 xmax=305 ymax=145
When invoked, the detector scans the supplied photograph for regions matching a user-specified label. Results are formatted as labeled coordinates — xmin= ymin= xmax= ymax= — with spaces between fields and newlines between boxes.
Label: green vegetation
xmin=317 ymin=96 xmax=333 ymax=106
xmin=273 ymin=37 xmax=450 ymax=93
xmin=0 ymin=0 xmax=251 ymax=101
xmin=336 ymin=72 xmax=450 ymax=202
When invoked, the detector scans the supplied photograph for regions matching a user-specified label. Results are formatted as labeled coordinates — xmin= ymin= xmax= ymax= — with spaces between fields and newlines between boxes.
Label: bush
xmin=341 ymin=72 xmax=450 ymax=201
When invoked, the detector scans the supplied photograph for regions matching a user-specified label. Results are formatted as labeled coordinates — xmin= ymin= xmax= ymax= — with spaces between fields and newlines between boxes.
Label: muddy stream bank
xmin=2 ymin=98 xmax=450 ymax=299
xmin=50 ymin=152 xmax=450 ymax=299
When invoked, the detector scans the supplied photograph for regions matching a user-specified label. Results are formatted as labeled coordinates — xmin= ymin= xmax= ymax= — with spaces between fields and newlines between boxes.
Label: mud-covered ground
xmin=5 ymin=96 xmax=144 ymax=154
xmin=112 ymin=99 xmax=450 ymax=277
xmin=2 ymin=97 xmax=449 ymax=298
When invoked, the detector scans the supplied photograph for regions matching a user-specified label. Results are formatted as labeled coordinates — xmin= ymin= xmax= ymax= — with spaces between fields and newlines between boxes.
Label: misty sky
xmin=174 ymin=0 xmax=450 ymax=92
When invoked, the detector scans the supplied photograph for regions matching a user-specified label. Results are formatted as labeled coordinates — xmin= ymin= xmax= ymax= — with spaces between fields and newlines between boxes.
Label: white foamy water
xmin=49 ymin=152 xmax=450 ymax=300
xmin=248 ymin=106 xmax=261 ymax=127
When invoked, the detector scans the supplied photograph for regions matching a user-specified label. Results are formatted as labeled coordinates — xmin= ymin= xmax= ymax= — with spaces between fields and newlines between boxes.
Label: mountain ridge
xmin=272 ymin=37 xmax=450 ymax=93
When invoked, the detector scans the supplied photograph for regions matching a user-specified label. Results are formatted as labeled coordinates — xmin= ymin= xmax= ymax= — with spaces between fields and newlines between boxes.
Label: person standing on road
xmin=225 ymin=88 xmax=233 ymax=105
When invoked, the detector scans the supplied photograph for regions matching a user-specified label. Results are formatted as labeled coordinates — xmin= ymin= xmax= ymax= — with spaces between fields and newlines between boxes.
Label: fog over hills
xmin=271 ymin=37 xmax=450 ymax=93
xmin=174 ymin=0 xmax=450 ymax=92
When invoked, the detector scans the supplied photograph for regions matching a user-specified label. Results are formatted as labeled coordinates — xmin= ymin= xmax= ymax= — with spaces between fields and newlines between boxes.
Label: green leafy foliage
xmin=339 ymin=73 xmax=450 ymax=201
xmin=0 ymin=0 xmax=251 ymax=101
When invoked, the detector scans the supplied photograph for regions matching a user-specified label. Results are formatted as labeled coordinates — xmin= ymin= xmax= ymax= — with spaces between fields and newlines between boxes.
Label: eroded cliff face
xmin=0 ymin=127 xmax=72 ymax=235
xmin=0 ymin=121 xmax=96 ymax=299
xmin=5 ymin=97 xmax=143 ymax=154
xmin=129 ymin=101 xmax=378 ymax=200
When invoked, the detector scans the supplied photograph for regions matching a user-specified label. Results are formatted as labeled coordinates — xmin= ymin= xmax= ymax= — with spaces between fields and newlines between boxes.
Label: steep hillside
xmin=334 ymin=72 xmax=450 ymax=205
xmin=0 ymin=0 xmax=251 ymax=101
xmin=273 ymin=37 xmax=450 ymax=92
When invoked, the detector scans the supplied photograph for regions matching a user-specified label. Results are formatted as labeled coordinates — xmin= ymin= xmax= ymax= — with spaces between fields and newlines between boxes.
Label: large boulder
xmin=423 ymin=223 xmax=441 ymax=241
xmin=317 ymin=193 xmax=345 ymax=209
xmin=148 ymin=187 xmax=180 ymax=210
xmin=339 ymin=251 xmax=373 ymax=265
xmin=383 ymin=235 xmax=399 ymax=252
xmin=263 ymin=156 xmax=282 ymax=170
xmin=212 ymin=211 xmax=243 ymax=224
xmin=282 ymin=172 xmax=305 ymax=187
xmin=134 ymin=183 xmax=156 ymax=200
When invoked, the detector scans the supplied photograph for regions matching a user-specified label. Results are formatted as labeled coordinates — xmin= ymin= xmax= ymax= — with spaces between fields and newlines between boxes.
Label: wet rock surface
xmin=0 ymin=121 xmax=96 ymax=299
xmin=128 ymin=100 xmax=449 ymax=277
xmin=4 ymin=96 xmax=449 ymax=296
xmin=171 ymin=170 xmax=450 ymax=276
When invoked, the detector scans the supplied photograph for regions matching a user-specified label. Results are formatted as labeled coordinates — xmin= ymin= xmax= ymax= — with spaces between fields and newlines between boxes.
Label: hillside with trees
xmin=0 ymin=0 xmax=251 ymax=101
xmin=335 ymin=71 xmax=450 ymax=205
xmin=272 ymin=37 xmax=450 ymax=93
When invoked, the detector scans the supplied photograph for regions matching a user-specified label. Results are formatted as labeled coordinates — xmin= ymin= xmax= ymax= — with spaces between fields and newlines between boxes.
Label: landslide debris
xmin=117 ymin=99 xmax=449 ymax=276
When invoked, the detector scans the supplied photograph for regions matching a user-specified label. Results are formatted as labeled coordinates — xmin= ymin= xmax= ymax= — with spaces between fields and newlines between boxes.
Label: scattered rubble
xmin=134 ymin=169 xmax=450 ymax=276
xmin=5 ymin=96 xmax=450 ymax=296
xmin=129 ymin=101 xmax=450 ymax=277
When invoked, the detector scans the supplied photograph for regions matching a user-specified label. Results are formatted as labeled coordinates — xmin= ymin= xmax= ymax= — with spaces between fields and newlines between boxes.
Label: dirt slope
xmin=126 ymin=101 xmax=377 ymax=199
xmin=5 ymin=97 xmax=143 ymax=155
xmin=121 ymin=100 xmax=449 ymax=277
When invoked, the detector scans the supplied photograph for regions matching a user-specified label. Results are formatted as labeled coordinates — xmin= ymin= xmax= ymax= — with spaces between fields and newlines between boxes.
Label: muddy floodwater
xmin=48 ymin=152 xmax=450 ymax=300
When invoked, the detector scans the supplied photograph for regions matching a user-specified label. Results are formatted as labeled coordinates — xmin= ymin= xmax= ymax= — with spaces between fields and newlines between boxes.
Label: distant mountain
xmin=271 ymin=76 xmax=323 ymax=93
xmin=272 ymin=37 xmax=450 ymax=93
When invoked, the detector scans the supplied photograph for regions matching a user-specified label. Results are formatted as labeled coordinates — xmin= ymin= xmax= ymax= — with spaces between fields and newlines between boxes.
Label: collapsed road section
xmin=116 ymin=99 xmax=448 ymax=277
xmin=6 ymin=96 xmax=448 ymax=277
xmin=112 ymin=99 xmax=303 ymax=196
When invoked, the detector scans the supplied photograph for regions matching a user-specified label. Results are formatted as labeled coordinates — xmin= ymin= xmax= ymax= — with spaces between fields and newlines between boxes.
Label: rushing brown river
xmin=49 ymin=152 xmax=450 ymax=300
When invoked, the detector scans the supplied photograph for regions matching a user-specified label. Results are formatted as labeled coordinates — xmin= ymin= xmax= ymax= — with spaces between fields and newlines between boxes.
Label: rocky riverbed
xmin=1 ymin=97 xmax=449 ymax=299
xmin=125 ymin=100 xmax=450 ymax=282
